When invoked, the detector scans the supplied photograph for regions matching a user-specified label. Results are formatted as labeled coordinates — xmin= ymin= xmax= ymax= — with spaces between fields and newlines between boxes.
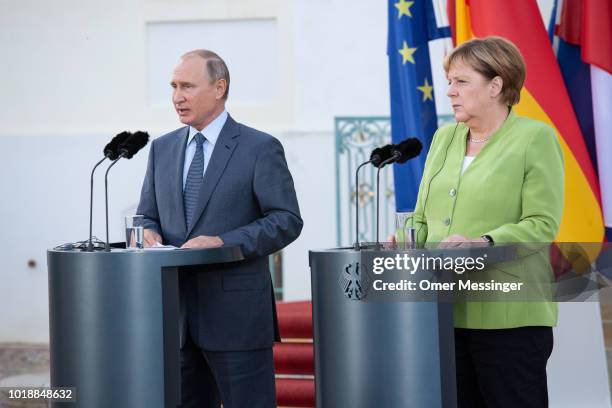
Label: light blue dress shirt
xmin=182 ymin=110 xmax=228 ymax=190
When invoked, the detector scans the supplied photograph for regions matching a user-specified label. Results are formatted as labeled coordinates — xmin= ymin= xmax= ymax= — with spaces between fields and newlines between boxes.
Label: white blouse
xmin=461 ymin=156 xmax=475 ymax=175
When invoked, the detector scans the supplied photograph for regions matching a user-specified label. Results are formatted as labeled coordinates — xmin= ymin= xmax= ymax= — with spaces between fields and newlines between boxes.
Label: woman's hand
xmin=439 ymin=234 xmax=488 ymax=248
xmin=384 ymin=234 xmax=398 ymax=250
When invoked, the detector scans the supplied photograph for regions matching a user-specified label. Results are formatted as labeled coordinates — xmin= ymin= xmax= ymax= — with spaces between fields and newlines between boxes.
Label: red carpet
xmin=277 ymin=300 xmax=313 ymax=339
xmin=276 ymin=378 xmax=316 ymax=407
xmin=274 ymin=301 xmax=315 ymax=408
xmin=274 ymin=343 xmax=314 ymax=375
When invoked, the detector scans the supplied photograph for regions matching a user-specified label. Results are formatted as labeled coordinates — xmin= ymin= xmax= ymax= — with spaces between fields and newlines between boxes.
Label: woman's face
xmin=446 ymin=59 xmax=498 ymax=124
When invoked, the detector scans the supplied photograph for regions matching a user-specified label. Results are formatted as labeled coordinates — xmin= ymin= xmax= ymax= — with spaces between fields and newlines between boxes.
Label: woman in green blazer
xmin=412 ymin=37 xmax=564 ymax=407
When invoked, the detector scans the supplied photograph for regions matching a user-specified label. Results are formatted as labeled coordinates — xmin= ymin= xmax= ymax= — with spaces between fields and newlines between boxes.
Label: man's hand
xmin=144 ymin=229 xmax=163 ymax=248
xmin=181 ymin=235 xmax=224 ymax=249
xmin=439 ymin=234 xmax=488 ymax=249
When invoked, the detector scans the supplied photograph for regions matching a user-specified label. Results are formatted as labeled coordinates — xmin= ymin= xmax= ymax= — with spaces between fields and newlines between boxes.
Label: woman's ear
xmin=490 ymin=76 xmax=503 ymax=99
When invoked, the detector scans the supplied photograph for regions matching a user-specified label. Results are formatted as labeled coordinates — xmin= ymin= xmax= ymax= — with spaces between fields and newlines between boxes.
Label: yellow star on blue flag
xmin=417 ymin=78 xmax=434 ymax=101
xmin=398 ymin=41 xmax=417 ymax=64
xmin=387 ymin=0 xmax=450 ymax=211
xmin=394 ymin=0 xmax=414 ymax=19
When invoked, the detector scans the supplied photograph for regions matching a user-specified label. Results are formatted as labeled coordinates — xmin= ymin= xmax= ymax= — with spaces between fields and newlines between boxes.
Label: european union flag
xmin=388 ymin=0 xmax=449 ymax=212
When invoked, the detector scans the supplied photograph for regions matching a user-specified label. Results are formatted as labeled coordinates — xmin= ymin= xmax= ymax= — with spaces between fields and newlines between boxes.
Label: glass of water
xmin=125 ymin=215 xmax=144 ymax=249
xmin=395 ymin=212 xmax=415 ymax=250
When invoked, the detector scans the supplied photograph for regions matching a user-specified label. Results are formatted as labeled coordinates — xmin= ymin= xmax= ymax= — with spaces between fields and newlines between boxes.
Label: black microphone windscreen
xmin=119 ymin=131 xmax=150 ymax=159
xmin=370 ymin=144 xmax=395 ymax=167
xmin=394 ymin=138 xmax=423 ymax=163
xmin=103 ymin=131 xmax=132 ymax=160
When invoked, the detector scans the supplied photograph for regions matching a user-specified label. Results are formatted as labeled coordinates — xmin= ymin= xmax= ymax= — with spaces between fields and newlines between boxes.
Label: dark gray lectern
xmin=47 ymin=246 xmax=243 ymax=408
xmin=309 ymin=248 xmax=457 ymax=408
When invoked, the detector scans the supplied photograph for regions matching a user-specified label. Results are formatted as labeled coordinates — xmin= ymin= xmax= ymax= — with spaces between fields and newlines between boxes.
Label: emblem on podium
xmin=339 ymin=262 xmax=372 ymax=300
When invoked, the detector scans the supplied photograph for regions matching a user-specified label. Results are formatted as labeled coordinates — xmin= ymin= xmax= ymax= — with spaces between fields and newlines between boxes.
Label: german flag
xmin=448 ymin=0 xmax=605 ymax=244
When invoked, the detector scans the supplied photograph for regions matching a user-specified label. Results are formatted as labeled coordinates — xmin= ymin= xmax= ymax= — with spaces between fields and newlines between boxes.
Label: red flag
xmin=559 ymin=0 xmax=612 ymax=73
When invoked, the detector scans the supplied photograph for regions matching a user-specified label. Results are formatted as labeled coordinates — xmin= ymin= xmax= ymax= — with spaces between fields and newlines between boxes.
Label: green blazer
xmin=413 ymin=110 xmax=564 ymax=329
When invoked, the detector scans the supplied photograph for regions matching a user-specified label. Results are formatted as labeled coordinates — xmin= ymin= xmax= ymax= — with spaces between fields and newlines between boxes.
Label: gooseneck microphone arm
xmin=104 ymin=158 xmax=122 ymax=251
xmin=87 ymin=157 xmax=108 ymax=251
xmin=354 ymin=160 xmax=372 ymax=250
xmin=375 ymin=155 xmax=397 ymax=247
xmin=85 ymin=131 xmax=133 ymax=251
xmin=100 ymin=131 xmax=150 ymax=251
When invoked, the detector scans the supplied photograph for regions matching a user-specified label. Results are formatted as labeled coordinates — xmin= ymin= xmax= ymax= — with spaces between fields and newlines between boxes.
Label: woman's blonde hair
xmin=444 ymin=36 xmax=526 ymax=106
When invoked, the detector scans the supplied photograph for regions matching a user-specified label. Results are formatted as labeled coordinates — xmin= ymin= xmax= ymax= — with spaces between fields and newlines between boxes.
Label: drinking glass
xmin=125 ymin=215 xmax=144 ymax=249
xmin=395 ymin=212 xmax=415 ymax=250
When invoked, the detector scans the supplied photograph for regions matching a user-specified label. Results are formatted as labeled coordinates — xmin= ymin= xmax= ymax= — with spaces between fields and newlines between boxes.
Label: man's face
xmin=170 ymin=56 xmax=225 ymax=131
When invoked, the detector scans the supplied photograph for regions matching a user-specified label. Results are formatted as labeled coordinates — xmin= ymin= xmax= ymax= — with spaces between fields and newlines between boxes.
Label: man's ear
xmin=490 ymin=76 xmax=503 ymax=99
xmin=215 ymin=79 xmax=227 ymax=100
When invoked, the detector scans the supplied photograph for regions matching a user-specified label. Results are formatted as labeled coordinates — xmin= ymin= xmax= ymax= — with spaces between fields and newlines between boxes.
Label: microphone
xmin=117 ymin=131 xmax=150 ymax=159
xmin=103 ymin=131 xmax=132 ymax=160
xmin=86 ymin=132 xmax=133 ymax=251
xmin=104 ymin=131 xmax=150 ymax=250
xmin=390 ymin=138 xmax=423 ymax=163
xmin=370 ymin=144 xmax=395 ymax=168
xmin=375 ymin=138 xmax=423 ymax=247
xmin=353 ymin=143 xmax=397 ymax=249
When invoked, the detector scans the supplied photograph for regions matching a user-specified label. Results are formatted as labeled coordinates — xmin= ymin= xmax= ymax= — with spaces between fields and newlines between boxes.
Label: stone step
xmin=600 ymin=304 xmax=612 ymax=351
xmin=600 ymin=304 xmax=612 ymax=322
xmin=0 ymin=372 xmax=50 ymax=408
xmin=0 ymin=344 xmax=49 ymax=381
xmin=604 ymin=322 xmax=612 ymax=350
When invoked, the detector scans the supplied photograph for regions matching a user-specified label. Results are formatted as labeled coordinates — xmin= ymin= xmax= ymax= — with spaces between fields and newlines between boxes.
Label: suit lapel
xmin=172 ymin=127 xmax=189 ymax=237
xmin=187 ymin=115 xmax=240 ymax=236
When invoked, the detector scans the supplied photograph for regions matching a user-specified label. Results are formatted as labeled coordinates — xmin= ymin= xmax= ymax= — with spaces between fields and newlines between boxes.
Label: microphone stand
xmin=104 ymin=157 xmax=123 ymax=251
xmin=354 ymin=160 xmax=372 ymax=250
xmin=86 ymin=157 xmax=108 ymax=251
xmin=375 ymin=155 xmax=398 ymax=248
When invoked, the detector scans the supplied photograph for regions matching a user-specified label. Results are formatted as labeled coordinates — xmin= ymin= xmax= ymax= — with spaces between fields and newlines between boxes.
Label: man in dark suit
xmin=137 ymin=49 xmax=303 ymax=408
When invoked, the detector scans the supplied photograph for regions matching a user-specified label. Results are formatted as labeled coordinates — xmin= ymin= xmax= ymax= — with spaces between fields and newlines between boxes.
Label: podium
xmin=47 ymin=246 xmax=243 ymax=408
xmin=309 ymin=247 xmax=456 ymax=408
xmin=309 ymin=246 xmax=519 ymax=407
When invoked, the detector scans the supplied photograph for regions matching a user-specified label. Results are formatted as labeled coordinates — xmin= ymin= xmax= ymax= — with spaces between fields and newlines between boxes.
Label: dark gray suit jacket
xmin=137 ymin=115 xmax=302 ymax=351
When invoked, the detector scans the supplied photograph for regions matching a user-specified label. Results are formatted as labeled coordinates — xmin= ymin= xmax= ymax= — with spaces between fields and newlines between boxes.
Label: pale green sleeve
xmin=485 ymin=125 xmax=564 ymax=243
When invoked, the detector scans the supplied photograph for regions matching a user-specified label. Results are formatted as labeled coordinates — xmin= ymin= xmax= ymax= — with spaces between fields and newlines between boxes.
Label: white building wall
xmin=0 ymin=0 xmax=576 ymax=342
xmin=5 ymin=1 xmax=612 ymax=406
xmin=0 ymin=0 xmax=395 ymax=342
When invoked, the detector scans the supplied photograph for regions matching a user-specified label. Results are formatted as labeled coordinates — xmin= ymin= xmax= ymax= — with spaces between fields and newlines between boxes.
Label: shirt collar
xmin=187 ymin=110 xmax=228 ymax=146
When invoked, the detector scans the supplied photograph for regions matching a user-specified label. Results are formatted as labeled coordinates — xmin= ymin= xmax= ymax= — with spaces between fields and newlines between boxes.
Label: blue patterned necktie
xmin=184 ymin=132 xmax=205 ymax=228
